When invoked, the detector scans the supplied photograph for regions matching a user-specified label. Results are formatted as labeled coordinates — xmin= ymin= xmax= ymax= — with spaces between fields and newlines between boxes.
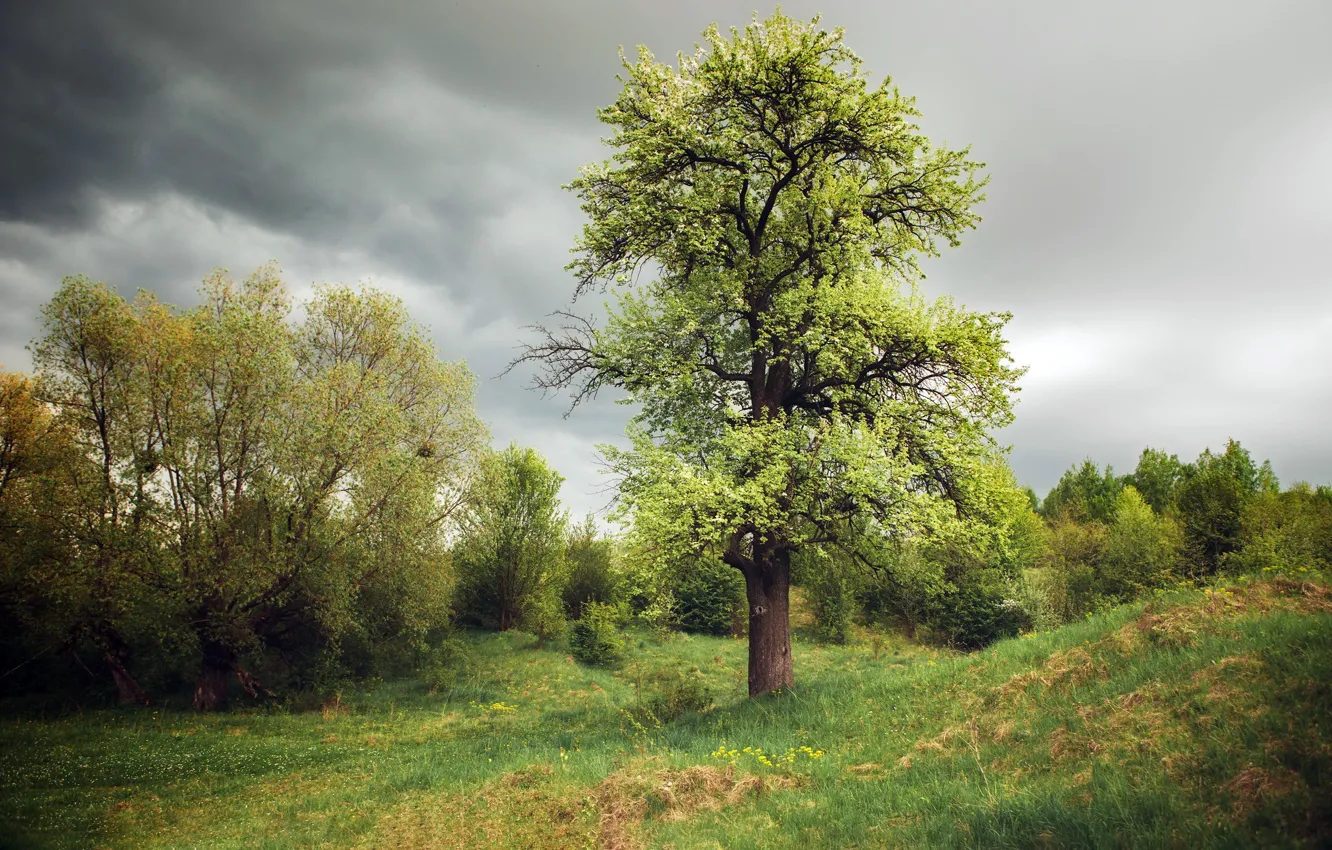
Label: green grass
xmin=2 ymin=576 xmax=1330 ymax=848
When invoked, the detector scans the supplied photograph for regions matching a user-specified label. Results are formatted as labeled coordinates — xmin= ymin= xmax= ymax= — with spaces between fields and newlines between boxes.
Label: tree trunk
xmin=103 ymin=649 xmax=150 ymax=706
xmin=193 ymin=641 xmax=235 ymax=711
xmin=89 ymin=627 xmax=149 ymax=706
xmin=743 ymin=547 xmax=794 ymax=696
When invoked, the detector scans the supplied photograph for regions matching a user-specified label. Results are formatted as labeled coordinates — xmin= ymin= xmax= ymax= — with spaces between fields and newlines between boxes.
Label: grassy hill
xmin=2 ymin=574 xmax=1329 ymax=849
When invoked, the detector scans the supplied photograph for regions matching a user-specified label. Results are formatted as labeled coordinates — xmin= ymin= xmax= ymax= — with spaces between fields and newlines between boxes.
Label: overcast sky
xmin=3 ymin=0 xmax=1330 ymax=517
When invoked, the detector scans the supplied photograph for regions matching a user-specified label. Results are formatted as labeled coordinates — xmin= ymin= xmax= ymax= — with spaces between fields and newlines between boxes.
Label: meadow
xmin=3 ymin=574 xmax=1329 ymax=849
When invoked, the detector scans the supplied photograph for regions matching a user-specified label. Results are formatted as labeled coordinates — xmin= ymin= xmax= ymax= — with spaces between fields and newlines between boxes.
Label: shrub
xmin=1040 ymin=514 xmax=1107 ymax=622
xmin=417 ymin=634 xmax=470 ymax=694
xmin=925 ymin=576 xmax=1028 ymax=650
xmin=674 ymin=558 xmax=745 ymax=636
xmin=1012 ymin=569 xmax=1063 ymax=633
xmin=859 ymin=544 xmax=947 ymax=639
xmin=627 ymin=665 xmax=712 ymax=726
xmin=1229 ymin=485 xmax=1332 ymax=577
xmin=452 ymin=445 xmax=568 ymax=631
xmin=637 ymin=590 xmax=679 ymax=642
xmin=523 ymin=586 xmax=567 ymax=649
xmin=568 ymin=601 xmax=627 ymax=666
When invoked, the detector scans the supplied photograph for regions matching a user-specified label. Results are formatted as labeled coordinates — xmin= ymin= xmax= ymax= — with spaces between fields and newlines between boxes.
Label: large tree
xmin=517 ymin=12 xmax=1022 ymax=694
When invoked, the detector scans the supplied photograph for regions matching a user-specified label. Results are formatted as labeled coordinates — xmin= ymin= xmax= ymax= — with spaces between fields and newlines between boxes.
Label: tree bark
xmin=743 ymin=547 xmax=794 ymax=696
xmin=88 ymin=627 xmax=149 ymax=706
xmin=193 ymin=641 xmax=235 ymax=711
xmin=103 ymin=649 xmax=150 ymax=706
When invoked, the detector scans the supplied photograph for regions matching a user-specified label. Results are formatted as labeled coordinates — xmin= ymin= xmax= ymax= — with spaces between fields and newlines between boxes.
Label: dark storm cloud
xmin=1 ymin=0 xmax=1330 ymax=514
xmin=0 ymin=3 xmax=160 ymax=225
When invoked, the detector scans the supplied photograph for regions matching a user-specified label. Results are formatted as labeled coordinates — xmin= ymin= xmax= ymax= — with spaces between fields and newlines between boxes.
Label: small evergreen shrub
xmin=926 ymin=581 xmax=1028 ymax=650
xmin=675 ymin=558 xmax=745 ymax=636
xmin=568 ymin=601 xmax=627 ymax=666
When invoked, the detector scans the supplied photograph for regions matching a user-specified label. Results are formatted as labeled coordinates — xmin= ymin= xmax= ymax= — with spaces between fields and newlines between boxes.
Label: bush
xmin=523 ymin=586 xmax=567 ymax=649
xmin=1039 ymin=515 xmax=1107 ymax=622
xmin=452 ymin=445 xmax=568 ymax=631
xmin=417 ymin=634 xmax=470 ymax=694
xmin=859 ymin=544 xmax=947 ymax=639
xmin=637 ymin=590 xmax=678 ymax=642
xmin=1229 ymin=485 xmax=1332 ymax=577
xmin=568 ymin=601 xmax=627 ymax=666
xmin=674 ymin=558 xmax=745 ymax=636
xmin=626 ymin=665 xmax=712 ymax=726
xmin=925 ymin=577 xmax=1029 ymax=650
xmin=1012 ymin=569 xmax=1063 ymax=633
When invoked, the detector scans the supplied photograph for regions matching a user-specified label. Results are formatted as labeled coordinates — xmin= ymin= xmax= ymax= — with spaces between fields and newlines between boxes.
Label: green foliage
xmin=674 ymin=558 xmax=745 ymax=636
xmin=626 ymin=664 xmax=713 ymax=727
xmin=924 ymin=573 xmax=1028 ymax=650
xmin=562 ymin=514 xmax=621 ymax=618
xmin=1230 ymin=483 xmax=1332 ymax=576
xmin=1036 ymin=514 xmax=1108 ymax=623
xmin=518 ymin=10 xmax=1020 ymax=693
xmin=859 ymin=543 xmax=948 ymax=639
xmin=1127 ymin=447 xmax=1184 ymax=514
xmin=568 ymin=601 xmax=628 ymax=666
xmin=1176 ymin=439 xmax=1263 ymax=575
xmin=452 ymin=445 xmax=569 ymax=632
xmin=417 ymin=633 xmax=470 ymax=694
xmin=1041 ymin=459 xmax=1124 ymax=524
xmin=1100 ymin=486 xmax=1185 ymax=599
xmin=11 ymin=269 xmax=487 ymax=708
xmin=637 ymin=591 xmax=680 ymax=643
xmin=793 ymin=547 xmax=855 ymax=644
xmin=523 ymin=585 xmax=568 ymax=649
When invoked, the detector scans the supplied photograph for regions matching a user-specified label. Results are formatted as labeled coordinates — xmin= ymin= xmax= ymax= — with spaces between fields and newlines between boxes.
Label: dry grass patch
xmin=1223 ymin=764 xmax=1305 ymax=819
xmin=594 ymin=762 xmax=799 ymax=850
xmin=1137 ymin=579 xmax=1332 ymax=650
xmin=363 ymin=766 xmax=595 ymax=850
xmin=105 ymin=771 xmax=351 ymax=847
xmin=992 ymin=646 xmax=1106 ymax=704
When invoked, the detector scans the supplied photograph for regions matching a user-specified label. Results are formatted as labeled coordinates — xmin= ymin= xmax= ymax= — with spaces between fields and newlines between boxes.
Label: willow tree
xmin=31 ymin=268 xmax=487 ymax=709
xmin=518 ymin=12 xmax=1022 ymax=695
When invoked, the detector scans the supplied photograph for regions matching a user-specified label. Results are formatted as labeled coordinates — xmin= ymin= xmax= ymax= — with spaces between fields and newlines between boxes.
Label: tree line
xmin=787 ymin=440 xmax=1331 ymax=650
xmin=0 ymin=269 xmax=487 ymax=709
xmin=3 ymin=270 xmax=1328 ymax=710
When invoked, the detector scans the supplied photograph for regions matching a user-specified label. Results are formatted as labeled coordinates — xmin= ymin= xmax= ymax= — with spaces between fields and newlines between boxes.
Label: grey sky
xmin=2 ymin=0 xmax=1329 ymax=517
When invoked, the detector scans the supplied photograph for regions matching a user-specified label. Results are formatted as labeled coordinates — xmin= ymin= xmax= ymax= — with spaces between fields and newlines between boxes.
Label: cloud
xmin=2 ymin=0 xmax=1330 ymax=519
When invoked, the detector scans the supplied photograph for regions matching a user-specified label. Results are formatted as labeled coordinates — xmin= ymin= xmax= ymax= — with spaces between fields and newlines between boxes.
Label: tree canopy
xmin=15 ymin=267 xmax=487 ymax=709
xmin=518 ymin=11 xmax=1023 ymax=694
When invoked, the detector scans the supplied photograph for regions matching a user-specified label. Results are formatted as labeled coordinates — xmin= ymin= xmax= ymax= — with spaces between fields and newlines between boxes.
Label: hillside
xmin=2 ymin=575 xmax=1329 ymax=849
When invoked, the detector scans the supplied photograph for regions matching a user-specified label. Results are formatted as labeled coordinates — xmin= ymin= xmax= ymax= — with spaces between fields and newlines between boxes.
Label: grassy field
xmin=2 ymin=575 xmax=1330 ymax=849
